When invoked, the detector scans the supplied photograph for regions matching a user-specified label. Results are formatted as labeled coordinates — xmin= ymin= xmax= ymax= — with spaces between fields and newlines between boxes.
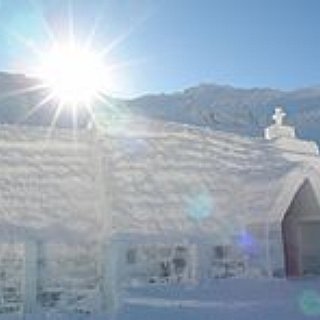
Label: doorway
xmin=282 ymin=180 xmax=320 ymax=276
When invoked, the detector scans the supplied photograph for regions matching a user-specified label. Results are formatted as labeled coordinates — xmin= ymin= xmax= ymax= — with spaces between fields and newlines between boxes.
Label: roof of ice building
xmin=100 ymin=117 xmax=320 ymax=238
xmin=0 ymin=114 xmax=319 ymax=242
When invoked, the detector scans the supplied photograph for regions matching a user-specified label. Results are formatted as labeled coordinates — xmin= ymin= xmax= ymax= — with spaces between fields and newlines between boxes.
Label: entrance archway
xmin=282 ymin=180 xmax=320 ymax=277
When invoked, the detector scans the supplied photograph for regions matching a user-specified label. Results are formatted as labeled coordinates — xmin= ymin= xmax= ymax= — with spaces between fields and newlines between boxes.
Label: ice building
xmin=0 ymin=107 xmax=319 ymax=315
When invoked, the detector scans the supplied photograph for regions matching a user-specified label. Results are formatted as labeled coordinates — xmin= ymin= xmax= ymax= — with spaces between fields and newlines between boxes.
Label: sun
xmin=38 ymin=43 xmax=108 ymax=106
xmin=7 ymin=2 xmax=139 ymax=131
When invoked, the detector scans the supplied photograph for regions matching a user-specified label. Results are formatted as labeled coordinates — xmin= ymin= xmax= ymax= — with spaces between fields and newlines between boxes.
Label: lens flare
xmin=298 ymin=290 xmax=320 ymax=316
xmin=3 ymin=0 xmax=143 ymax=134
xmin=37 ymin=43 xmax=108 ymax=106
xmin=186 ymin=190 xmax=213 ymax=221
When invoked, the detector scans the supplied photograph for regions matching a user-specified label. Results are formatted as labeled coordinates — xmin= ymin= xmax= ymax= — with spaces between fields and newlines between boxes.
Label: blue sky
xmin=0 ymin=0 xmax=319 ymax=97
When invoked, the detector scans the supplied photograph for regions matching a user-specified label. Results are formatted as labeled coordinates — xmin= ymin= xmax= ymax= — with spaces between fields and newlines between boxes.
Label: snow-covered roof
xmin=100 ymin=118 xmax=320 ymax=238
xmin=0 ymin=118 xmax=319 ymax=242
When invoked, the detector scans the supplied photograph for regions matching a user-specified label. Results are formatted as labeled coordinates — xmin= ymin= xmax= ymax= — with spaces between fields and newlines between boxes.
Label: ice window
xmin=126 ymin=248 xmax=137 ymax=265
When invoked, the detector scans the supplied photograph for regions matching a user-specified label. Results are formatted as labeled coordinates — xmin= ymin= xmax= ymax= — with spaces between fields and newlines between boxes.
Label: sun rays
xmin=0 ymin=0 xmax=142 ymax=136
xmin=36 ymin=42 xmax=108 ymax=106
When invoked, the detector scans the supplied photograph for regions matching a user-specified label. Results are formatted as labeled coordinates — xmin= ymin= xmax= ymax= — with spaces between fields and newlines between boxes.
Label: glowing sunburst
xmin=37 ymin=42 xmax=108 ymax=106
xmin=1 ymin=1 xmax=146 ymax=133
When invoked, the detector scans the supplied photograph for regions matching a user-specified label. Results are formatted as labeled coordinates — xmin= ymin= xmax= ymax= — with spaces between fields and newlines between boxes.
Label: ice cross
xmin=272 ymin=107 xmax=286 ymax=126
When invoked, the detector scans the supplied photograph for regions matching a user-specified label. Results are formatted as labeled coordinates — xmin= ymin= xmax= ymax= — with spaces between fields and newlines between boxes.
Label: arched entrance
xmin=282 ymin=180 xmax=320 ymax=277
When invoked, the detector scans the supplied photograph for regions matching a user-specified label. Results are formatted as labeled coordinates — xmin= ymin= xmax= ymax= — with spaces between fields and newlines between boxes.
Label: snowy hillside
xmin=125 ymin=84 xmax=320 ymax=143
xmin=0 ymin=72 xmax=89 ymax=128
xmin=1 ymin=72 xmax=320 ymax=143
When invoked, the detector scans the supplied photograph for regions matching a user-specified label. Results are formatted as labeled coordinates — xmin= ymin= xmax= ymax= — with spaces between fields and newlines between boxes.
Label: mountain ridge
xmin=0 ymin=72 xmax=320 ymax=144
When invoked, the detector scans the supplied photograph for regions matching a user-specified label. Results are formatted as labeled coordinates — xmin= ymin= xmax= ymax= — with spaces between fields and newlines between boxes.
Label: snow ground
xmin=118 ymin=278 xmax=320 ymax=320
xmin=0 ymin=278 xmax=319 ymax=319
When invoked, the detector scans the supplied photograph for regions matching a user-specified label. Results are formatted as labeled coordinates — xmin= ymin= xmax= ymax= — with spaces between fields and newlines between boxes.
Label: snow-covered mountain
xmin=125 ymin=84 xmax=320 ymax=143
xmin=1 ymin=72 xmax=320 ymax=143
